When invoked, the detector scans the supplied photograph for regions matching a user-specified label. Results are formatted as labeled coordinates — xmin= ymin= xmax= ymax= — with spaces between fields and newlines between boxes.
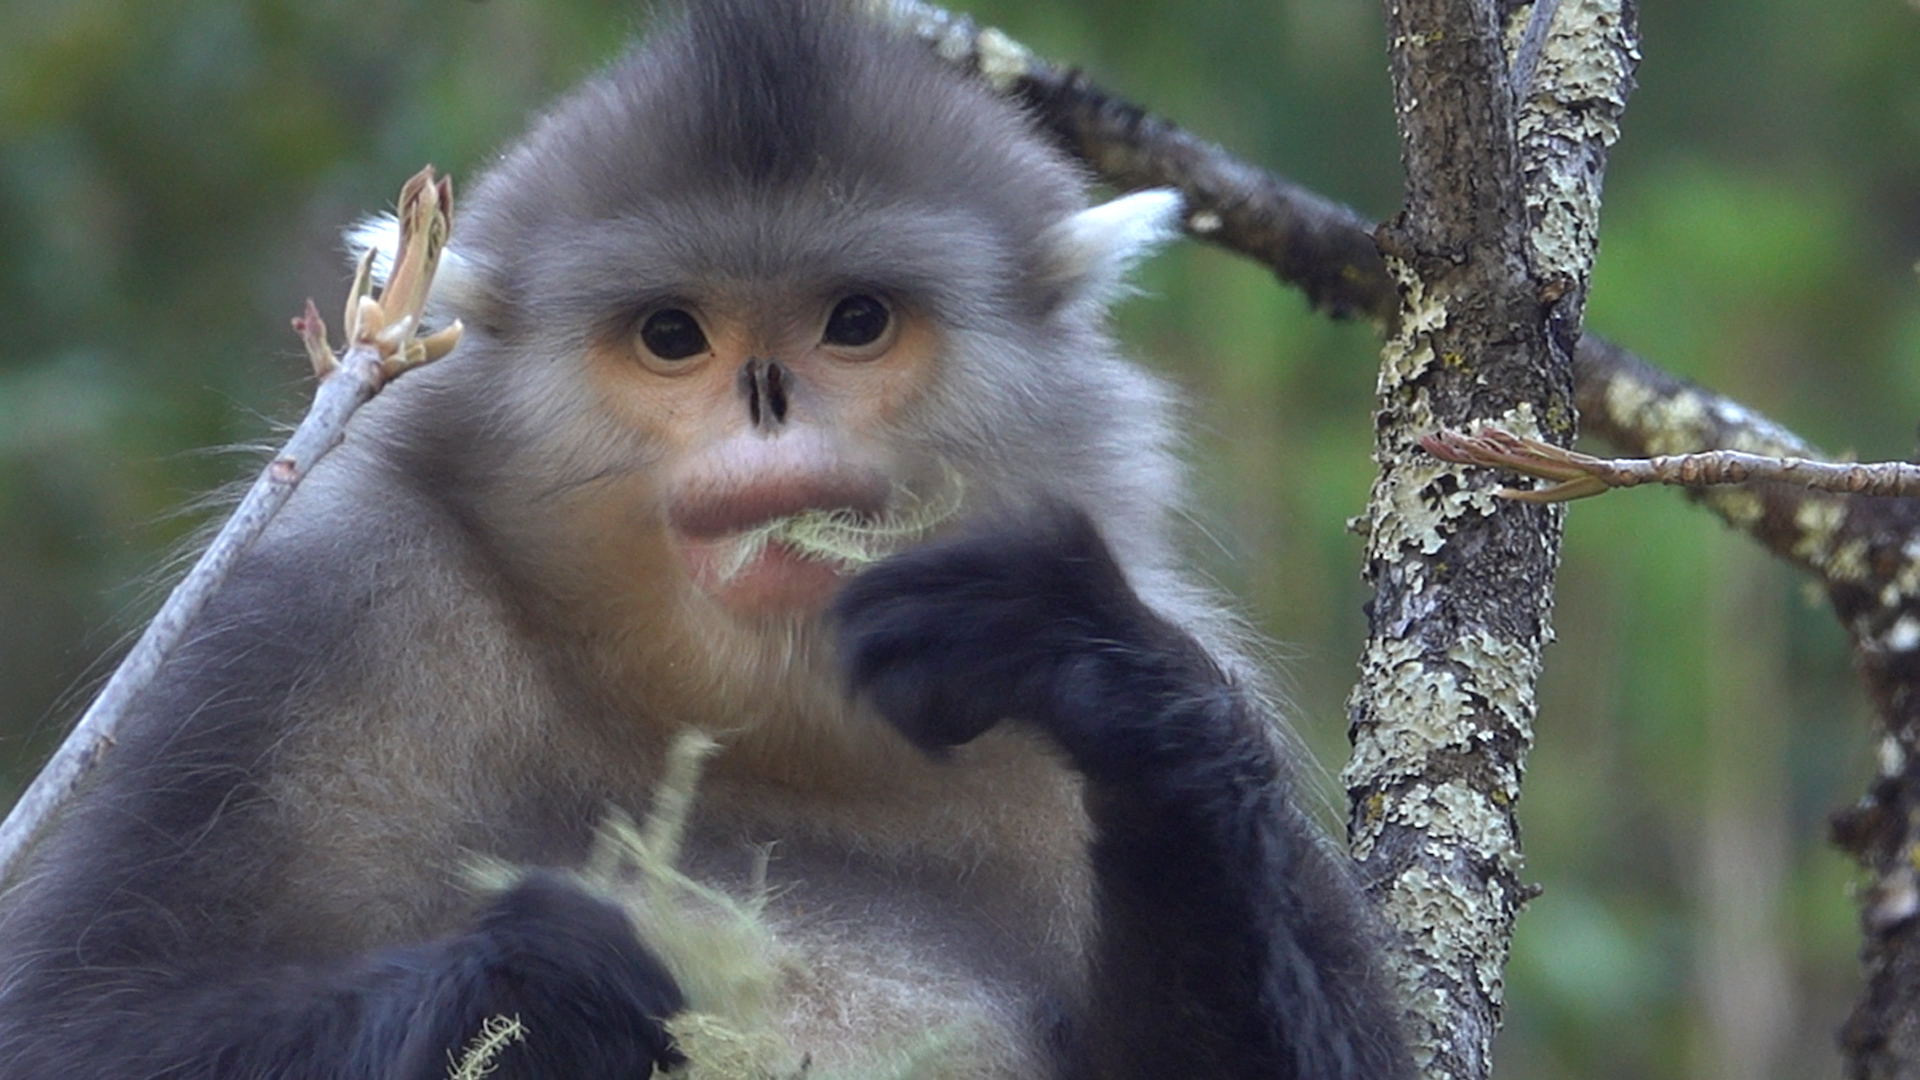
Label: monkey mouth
xmin=669 ymin=475 xmax=966 ymax=615
xmin=674 ymin=531 xmax=852 ymax=615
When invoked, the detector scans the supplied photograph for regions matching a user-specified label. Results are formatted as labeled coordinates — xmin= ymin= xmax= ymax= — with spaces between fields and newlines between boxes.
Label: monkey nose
xmin=737 ymin=357 xmax=793 ymax=431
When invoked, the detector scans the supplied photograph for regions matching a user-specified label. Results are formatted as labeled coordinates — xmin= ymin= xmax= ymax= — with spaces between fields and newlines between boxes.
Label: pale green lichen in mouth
xmin=714 ymin=471 xmax=966 ymax=582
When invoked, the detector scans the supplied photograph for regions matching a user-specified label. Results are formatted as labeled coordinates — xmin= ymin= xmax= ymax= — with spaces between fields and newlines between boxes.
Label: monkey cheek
xmin=674 ymin=534 xmax=849 ymax=616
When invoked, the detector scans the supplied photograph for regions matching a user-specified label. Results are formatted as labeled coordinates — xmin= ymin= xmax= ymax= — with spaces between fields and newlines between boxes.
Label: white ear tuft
xmin=1044 ymin=188 xmax=1185 ymax=304
xmin=344 ymin=214 xmax=401 ymax=284
xmin=343 ymin=214 xmax=485 ymax=318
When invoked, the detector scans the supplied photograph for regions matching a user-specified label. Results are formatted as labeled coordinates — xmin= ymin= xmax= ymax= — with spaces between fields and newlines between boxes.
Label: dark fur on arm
xmin=0 ymin=557 xmax=683 ymax=1080
xmin=834 ymin=507 xmax=1412 ymax=1080
xmin=0 ymin=874 xmax=682 ymax=1079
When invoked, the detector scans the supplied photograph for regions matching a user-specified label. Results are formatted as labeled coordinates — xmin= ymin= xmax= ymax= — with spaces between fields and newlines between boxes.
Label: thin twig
xmin=0 ymin=167 xmax=461 ymax=882
xmin=1422 ymin=427 xmax=1920 ymax=503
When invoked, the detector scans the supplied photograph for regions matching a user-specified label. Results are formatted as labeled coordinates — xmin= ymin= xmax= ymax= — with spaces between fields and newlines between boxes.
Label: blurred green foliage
xmin=4 ymin=0 xmax=1918 ymax=1076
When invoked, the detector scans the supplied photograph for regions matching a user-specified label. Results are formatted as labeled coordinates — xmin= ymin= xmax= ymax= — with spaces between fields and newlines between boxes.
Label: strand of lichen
xmin=445 ymin=1014 xmax=526 ymax=1080
xmin=716 ymin=472 xmax=966 ymax=581
xmin=633 ymin=730 xmax=719 ymax=873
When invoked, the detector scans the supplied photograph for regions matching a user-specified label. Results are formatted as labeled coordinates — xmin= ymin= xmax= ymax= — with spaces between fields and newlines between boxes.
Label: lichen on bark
xmin=1347 ymin=2 xmax=1636 ymax=1076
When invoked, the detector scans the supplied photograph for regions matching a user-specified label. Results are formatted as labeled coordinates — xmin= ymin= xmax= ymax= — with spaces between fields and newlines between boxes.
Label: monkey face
xmin=583 ymin=286 xmax=947 ymax=617
xmin=355 ymin=11 xmax=1188 ymax=642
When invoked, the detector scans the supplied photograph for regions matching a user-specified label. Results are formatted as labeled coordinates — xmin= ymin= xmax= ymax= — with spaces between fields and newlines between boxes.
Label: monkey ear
xmin=1040 ymin=188 xmax=1184 ymax=308
xmin=344 ymin=214 xmax=492 ymax=324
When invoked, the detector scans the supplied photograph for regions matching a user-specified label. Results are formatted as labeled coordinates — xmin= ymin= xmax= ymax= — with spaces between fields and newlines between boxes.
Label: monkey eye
xmin=821 ymin=295 xmax=893 ymax=353
xmin=637 ymin=308 xmax=710 ymax=364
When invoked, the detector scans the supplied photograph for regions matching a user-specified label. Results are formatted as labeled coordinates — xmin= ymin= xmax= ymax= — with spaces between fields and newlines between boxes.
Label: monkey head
xmin=348 ymin=2 xmax=1184 ymax=640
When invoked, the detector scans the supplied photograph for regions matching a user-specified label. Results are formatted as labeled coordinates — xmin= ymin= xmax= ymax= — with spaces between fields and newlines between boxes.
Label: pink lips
xmin=661 ymin=429 xmax=895 ymax=615
xmin=674 ymin=534 xmax=848 ymax=614
xmin=667 ymin=473 xmax=890 ymax=540
xmin=667 ymin=475 xmax=890 ymax=615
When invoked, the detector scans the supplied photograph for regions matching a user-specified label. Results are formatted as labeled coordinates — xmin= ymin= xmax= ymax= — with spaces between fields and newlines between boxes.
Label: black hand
xmin=390 ymin=873 xmax=685 ymax=1080
xmin=833 ymin=504 xmax=1221 ymax=781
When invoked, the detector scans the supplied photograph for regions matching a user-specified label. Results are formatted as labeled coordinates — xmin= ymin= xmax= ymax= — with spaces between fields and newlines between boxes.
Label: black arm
xmin=834 ymin=507 xmax=1413 ymax=1080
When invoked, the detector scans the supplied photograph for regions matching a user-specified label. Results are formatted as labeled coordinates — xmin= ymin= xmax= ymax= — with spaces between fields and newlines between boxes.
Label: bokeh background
xmin=4 ymin=0 xmax=1918 ymax=1076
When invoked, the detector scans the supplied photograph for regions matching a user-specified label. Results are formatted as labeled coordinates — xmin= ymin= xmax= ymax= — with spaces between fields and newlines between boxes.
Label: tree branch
xmin=883 ymin=0 xmax=1704 ymax=482
xmin=0 ymin=167 xmax=460 ymax=883
xmin=879 ymin=0 xmax=1397 ymax=322
xmin=1570 ymin=346 xmax=1920 ymax=1077
xmin=1334 ymin=1 xmax=1634 ymax=1074
xmin=1421 ymin=427 xmax=1920 ymax=503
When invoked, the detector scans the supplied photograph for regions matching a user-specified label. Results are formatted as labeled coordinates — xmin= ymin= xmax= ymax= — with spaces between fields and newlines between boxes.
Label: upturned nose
xmin=737 ymin=357 xmax=792 ymax=431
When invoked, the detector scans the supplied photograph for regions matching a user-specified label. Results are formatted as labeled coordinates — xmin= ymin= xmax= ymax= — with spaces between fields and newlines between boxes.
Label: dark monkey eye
xmin=638 ymin=308 xmax=709 ymax=361
xmin=822 ymin=295 xmax=891 ymax=349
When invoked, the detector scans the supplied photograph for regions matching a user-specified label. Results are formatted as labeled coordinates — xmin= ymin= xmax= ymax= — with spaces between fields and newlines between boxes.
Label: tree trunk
xmin=1346 ymin=2 xmax=1635 ymax=1076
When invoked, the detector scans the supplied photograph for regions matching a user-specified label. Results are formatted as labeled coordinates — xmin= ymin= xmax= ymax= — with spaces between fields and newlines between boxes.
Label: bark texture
xmin=1344 ymin=2 xmax=1634 ymax=1076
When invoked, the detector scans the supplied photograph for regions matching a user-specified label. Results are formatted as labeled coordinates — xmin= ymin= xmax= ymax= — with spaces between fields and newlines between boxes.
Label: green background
xmin=4 ymin=1 xmax=1916 ymax=1076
